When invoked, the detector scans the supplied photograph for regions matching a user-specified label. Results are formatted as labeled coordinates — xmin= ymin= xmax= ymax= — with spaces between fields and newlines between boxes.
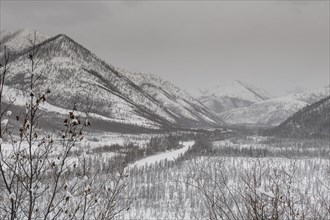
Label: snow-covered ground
xmin=129 ymin=141 xmax=195 ymax=168
xmin=120 ymin=155 xmax=330 ymax=220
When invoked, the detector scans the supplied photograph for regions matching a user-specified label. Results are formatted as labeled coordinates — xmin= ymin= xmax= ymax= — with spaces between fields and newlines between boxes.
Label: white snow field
xmin=129 ymin=141 xmax=195 ymax=168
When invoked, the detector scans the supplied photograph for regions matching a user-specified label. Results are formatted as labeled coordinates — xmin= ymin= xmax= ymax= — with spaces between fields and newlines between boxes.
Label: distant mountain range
xmin=197 ymin=80 xmax=271 ymax=114
xmin=218 ymin=87 xmax=329 ymax=127
xmin=1 ymin=30 xmax=224 ymax=131
xmin=1 ymin=29 xmax=328 ymax=133
xmin=267 ymin=95 xmax=330 ymax=137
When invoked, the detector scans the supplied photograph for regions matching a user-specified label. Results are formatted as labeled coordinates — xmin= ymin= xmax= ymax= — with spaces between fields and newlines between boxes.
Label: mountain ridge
xmin=2 ymin=31 xmax=225 ymax=131
xmin=219 ymin=87 xmax=330 ymax=127
xmin=267 ymin=95 xmax=330 ymax=137
xmin=197 ymin=80 xmax=271 ymax=114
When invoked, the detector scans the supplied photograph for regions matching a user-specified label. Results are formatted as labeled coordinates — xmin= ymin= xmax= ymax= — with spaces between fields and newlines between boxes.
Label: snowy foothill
xmin=2 ymin=85 xmax=160 ymax=129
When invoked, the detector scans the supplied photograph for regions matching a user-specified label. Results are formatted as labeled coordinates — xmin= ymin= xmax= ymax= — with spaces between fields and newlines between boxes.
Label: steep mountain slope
xmin=268 ymin=96 xmax=330 ymax=137
xmin=219 ymin=87 xmax=330 ymax=127
xmin=198 ymin=80 xmax=271 ymax=113
xmin=120 ymin=71 xmax=223 ymax=127
xmin=3 ymin=33 xmax=224 ymax=130
xmin=1 ymin=85 xmax=160 ymax=133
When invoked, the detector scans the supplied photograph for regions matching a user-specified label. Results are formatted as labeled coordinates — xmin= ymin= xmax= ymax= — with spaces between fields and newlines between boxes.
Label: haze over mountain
xmin=1 ymin=30 xmax=224 ymax=131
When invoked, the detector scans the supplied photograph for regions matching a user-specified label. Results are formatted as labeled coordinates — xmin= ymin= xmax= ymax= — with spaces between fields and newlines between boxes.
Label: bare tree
xmin=0 ymin=42 xmax=17 ymax=220
xmin=0 ymin=32 xmax=129 ymax=220
xmin=192 ymin=158 xmax=329 ymax=220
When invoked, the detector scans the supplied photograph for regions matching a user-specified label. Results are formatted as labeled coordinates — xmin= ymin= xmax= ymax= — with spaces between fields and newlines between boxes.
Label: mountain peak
xmin=53 ymin=33 xmax=76 ymax=42
xmin=196 ymin=80 xmax=272 ymax=114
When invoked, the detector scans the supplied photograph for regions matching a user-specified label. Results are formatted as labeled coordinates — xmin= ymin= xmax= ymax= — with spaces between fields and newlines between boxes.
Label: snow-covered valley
xmin=0 ymin=27 xmax=329 ymax=220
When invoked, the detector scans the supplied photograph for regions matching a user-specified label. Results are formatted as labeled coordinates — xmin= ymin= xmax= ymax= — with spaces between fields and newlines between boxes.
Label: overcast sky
xmin=1 ymin=0 xmax=329 ymax=94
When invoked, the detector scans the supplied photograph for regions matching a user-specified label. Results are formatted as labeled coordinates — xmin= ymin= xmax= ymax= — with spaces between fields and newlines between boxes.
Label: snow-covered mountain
xmin=120 ymin=71 xmax=223 ymax=127
xmin=2 ymin=32 xmax=224 ymax=131
xmin=219 ymin=87 xmax=330 ymax=127
xmin=197 ymin=80 xmax=271 ymax=113
xmin=268 ymin=96 xmax=330 ymax=137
